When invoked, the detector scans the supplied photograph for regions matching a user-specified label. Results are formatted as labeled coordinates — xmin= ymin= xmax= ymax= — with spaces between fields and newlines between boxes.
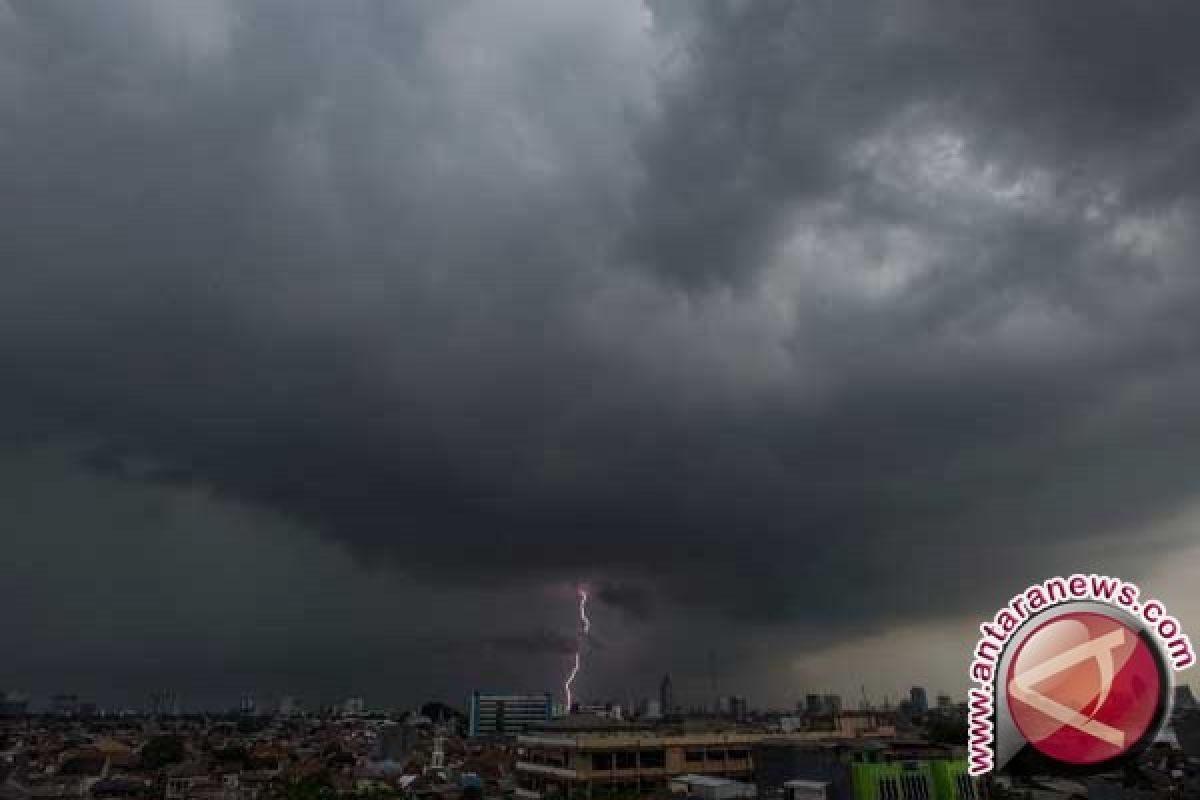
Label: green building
xmin=849 ymin=760 xmax=976 ymax=800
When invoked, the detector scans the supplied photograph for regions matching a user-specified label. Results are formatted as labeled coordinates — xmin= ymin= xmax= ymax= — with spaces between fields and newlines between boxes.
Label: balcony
xmin=516 ymin=762 xmax=578 ymax=780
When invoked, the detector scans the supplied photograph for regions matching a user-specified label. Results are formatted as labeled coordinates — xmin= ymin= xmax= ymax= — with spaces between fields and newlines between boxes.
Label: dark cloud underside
xmin=3 ymin=0 xmax=1200 ymax=705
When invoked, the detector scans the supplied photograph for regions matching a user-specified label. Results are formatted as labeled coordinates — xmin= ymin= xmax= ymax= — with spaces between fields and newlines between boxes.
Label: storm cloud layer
xmin=3 ymin=0 xmax=1200 ymax=707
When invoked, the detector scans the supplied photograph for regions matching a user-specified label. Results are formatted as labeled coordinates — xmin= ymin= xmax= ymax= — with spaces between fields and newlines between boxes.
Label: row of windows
xmin=876 ymin=774 xmax=931 ymax=800
xmin=591 ymin=781 xmax=661 ymax=796
xmin=683 ymin=749 xmax=750 ymax=763
xmin=526 ymin=751 xmax=570 ymax=768
xmin=590 ymin=750 xmax=665 ymax=770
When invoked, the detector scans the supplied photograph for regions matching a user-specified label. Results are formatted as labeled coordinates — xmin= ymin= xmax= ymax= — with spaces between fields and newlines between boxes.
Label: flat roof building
xmin=755 ymin=740 xmax=976 ymax=800
xmin=516 ymin=717 xmax=762 ymax=800
xmin=470 ymin=692 xmax=554 ymax=738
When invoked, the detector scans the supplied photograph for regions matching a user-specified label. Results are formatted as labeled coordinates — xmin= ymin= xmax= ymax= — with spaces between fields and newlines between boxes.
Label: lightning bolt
xmin=564 ymin=586 xmax=590 ymax=711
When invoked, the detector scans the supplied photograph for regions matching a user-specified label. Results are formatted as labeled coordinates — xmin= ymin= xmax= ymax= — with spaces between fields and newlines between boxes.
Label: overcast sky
xmin=2 ymin=0 xmax=1199 ymax=712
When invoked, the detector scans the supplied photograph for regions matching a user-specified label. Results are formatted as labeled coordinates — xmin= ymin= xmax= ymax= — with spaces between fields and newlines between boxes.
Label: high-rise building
xmin=51 ymin=694 xmax=80 ymax=717
xmin=909 ymin=687 xmax=928 ymax=715
xmin=720 ymin=695 xmax=748 ymax=721
xmin=149 ymin=691 xmax=180 ymax=717
xmin=660 ymin=675 xmax=674 ymax=717
xmin=804 ymin=694 xmax=823 ymax=715
xmin=469 ymin=692 xmax=553 ymax=738
xmin=278 ymin=696 xmax=300 ymax=717
xmin=1174 ymin=684 xmax=1197 ymax=712
xmin=822 ymin=695 xmax=842 ymax=716
xmin=935 ymin=693 xmax=952 ymax=710
xmin=239 ymin=695 xmax=257 ymax=716
xmin=642 ymin=699 xmax=663 ymax=719
xmin=0 ymin=692 xmax=29 ymax=717
xmin=342 ymin=696 xmax=366 ymax=716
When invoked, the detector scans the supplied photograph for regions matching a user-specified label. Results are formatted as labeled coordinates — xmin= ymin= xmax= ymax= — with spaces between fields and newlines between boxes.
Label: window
xmin=638 ymin=750 xmax=665 ymax=769
xmin=615 ymin=751 xmax=637 ymax=770
xmin=592 ymin=753 xmax=613 ymax=771
xmin=725 ymin=749 xmax=748 ymax=761
xmin=707 ymin=749 xmax=726 ymax=761
xmin=684 ymin=750 xmax=704 ymax=763
xmin=901 ymin=774 xmax=929 ymax=800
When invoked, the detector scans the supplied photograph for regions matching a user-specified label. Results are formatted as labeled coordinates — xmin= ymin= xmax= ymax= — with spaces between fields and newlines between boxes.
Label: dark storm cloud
xmin=594 ymin=581 xmax=656 ymax=622
xmin=4 ymin=0 xmax=1200 ymax=701
xmin=488 ymin=630 xmax=578 ymax=657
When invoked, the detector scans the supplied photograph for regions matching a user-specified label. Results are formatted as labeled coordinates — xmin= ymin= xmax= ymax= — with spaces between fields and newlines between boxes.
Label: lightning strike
xmin=564 ymin=586 xmax=590 ymax=711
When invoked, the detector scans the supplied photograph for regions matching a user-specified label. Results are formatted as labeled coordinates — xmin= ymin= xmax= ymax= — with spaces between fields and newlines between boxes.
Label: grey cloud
xmin=2 ymin=0 xmax=1200 ymax=705
xmin=594 ymin=581 xmax=656 ymax=622
xmin=488 ymin=631 xmax=578 ymax=657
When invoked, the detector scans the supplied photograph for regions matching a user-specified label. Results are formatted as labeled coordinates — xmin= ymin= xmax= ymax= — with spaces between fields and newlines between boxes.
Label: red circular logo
xmin=1006 ymin=611 xmax=1163 ymax=765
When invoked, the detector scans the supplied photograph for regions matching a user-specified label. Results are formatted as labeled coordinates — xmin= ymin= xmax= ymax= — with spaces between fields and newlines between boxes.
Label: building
xmin=0 ymin=691 xmax=29 ymax=717
xmin=783 ymin=780 xmax=830 ymax=800
xmin=469 ymin=692 xmax=553 ymax=738
xmin=1176 ymin=709 xmax=1200 ymax=759
xmin=755 ymin=740 xmax=975 ymax=800
xmin=850 ymin=761 xmax=975 ymax=800
xmin=822 ymin=696 xmax=842 ymax=717
xmin=804 ymin=695 xmax=823 ymax=716
xmin=149 ymin=691 xmax=180 ymax=717
xmin=578 ymin=703 xmax=624 ymax=720
xmin=719 ymin=697 xmax=748 ymax=722
xmin=375 ymin=721 xmax=420 ymax=763
xmin=908 ymin=688 xmax=928 ymax=716
xmin=516 ymin=717 xmax=761 ymax=799
xmin=660 ymin=676 xmax=674 ymax=718
xmin=1173 ymin=684 xmax=1197 ymax=712
xmin=51 ymin=694 xmax=80 ymax=717
xmin=670 ymin=775 xmax=757 ymax=800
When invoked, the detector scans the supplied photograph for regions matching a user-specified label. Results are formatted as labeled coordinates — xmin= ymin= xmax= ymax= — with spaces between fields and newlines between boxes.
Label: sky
xmin=2 ymin=0 xmax=1200 ymax=712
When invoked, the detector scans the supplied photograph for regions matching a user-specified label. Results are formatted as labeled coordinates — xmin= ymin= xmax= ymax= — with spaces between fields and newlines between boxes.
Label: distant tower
xmin=910 ymin=687 xmax=929 ymax=715
xmin=431 ymin=726 xmax=446 ymax=771
xmin=660 ymin=674 xmax=674 ymax=716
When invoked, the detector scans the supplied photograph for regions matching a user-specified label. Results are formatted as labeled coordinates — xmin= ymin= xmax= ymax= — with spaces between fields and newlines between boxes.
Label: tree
xmin=280 ymin=773 xmax=336 ymax=800
xmin=214 ymin=745 xmax=249 ymax=765
xmin=926 ymin=716 xmax=968 ymax=746
xmin=141 ymin=735 xmax=186 ymax=770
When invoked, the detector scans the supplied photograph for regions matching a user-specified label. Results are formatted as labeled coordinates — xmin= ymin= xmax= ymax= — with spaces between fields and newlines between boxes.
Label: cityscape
xmin=5 ymin=1 xmax=1200 ymax=800
xmin=2 ymin=681 xmax=1199 ymax=800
